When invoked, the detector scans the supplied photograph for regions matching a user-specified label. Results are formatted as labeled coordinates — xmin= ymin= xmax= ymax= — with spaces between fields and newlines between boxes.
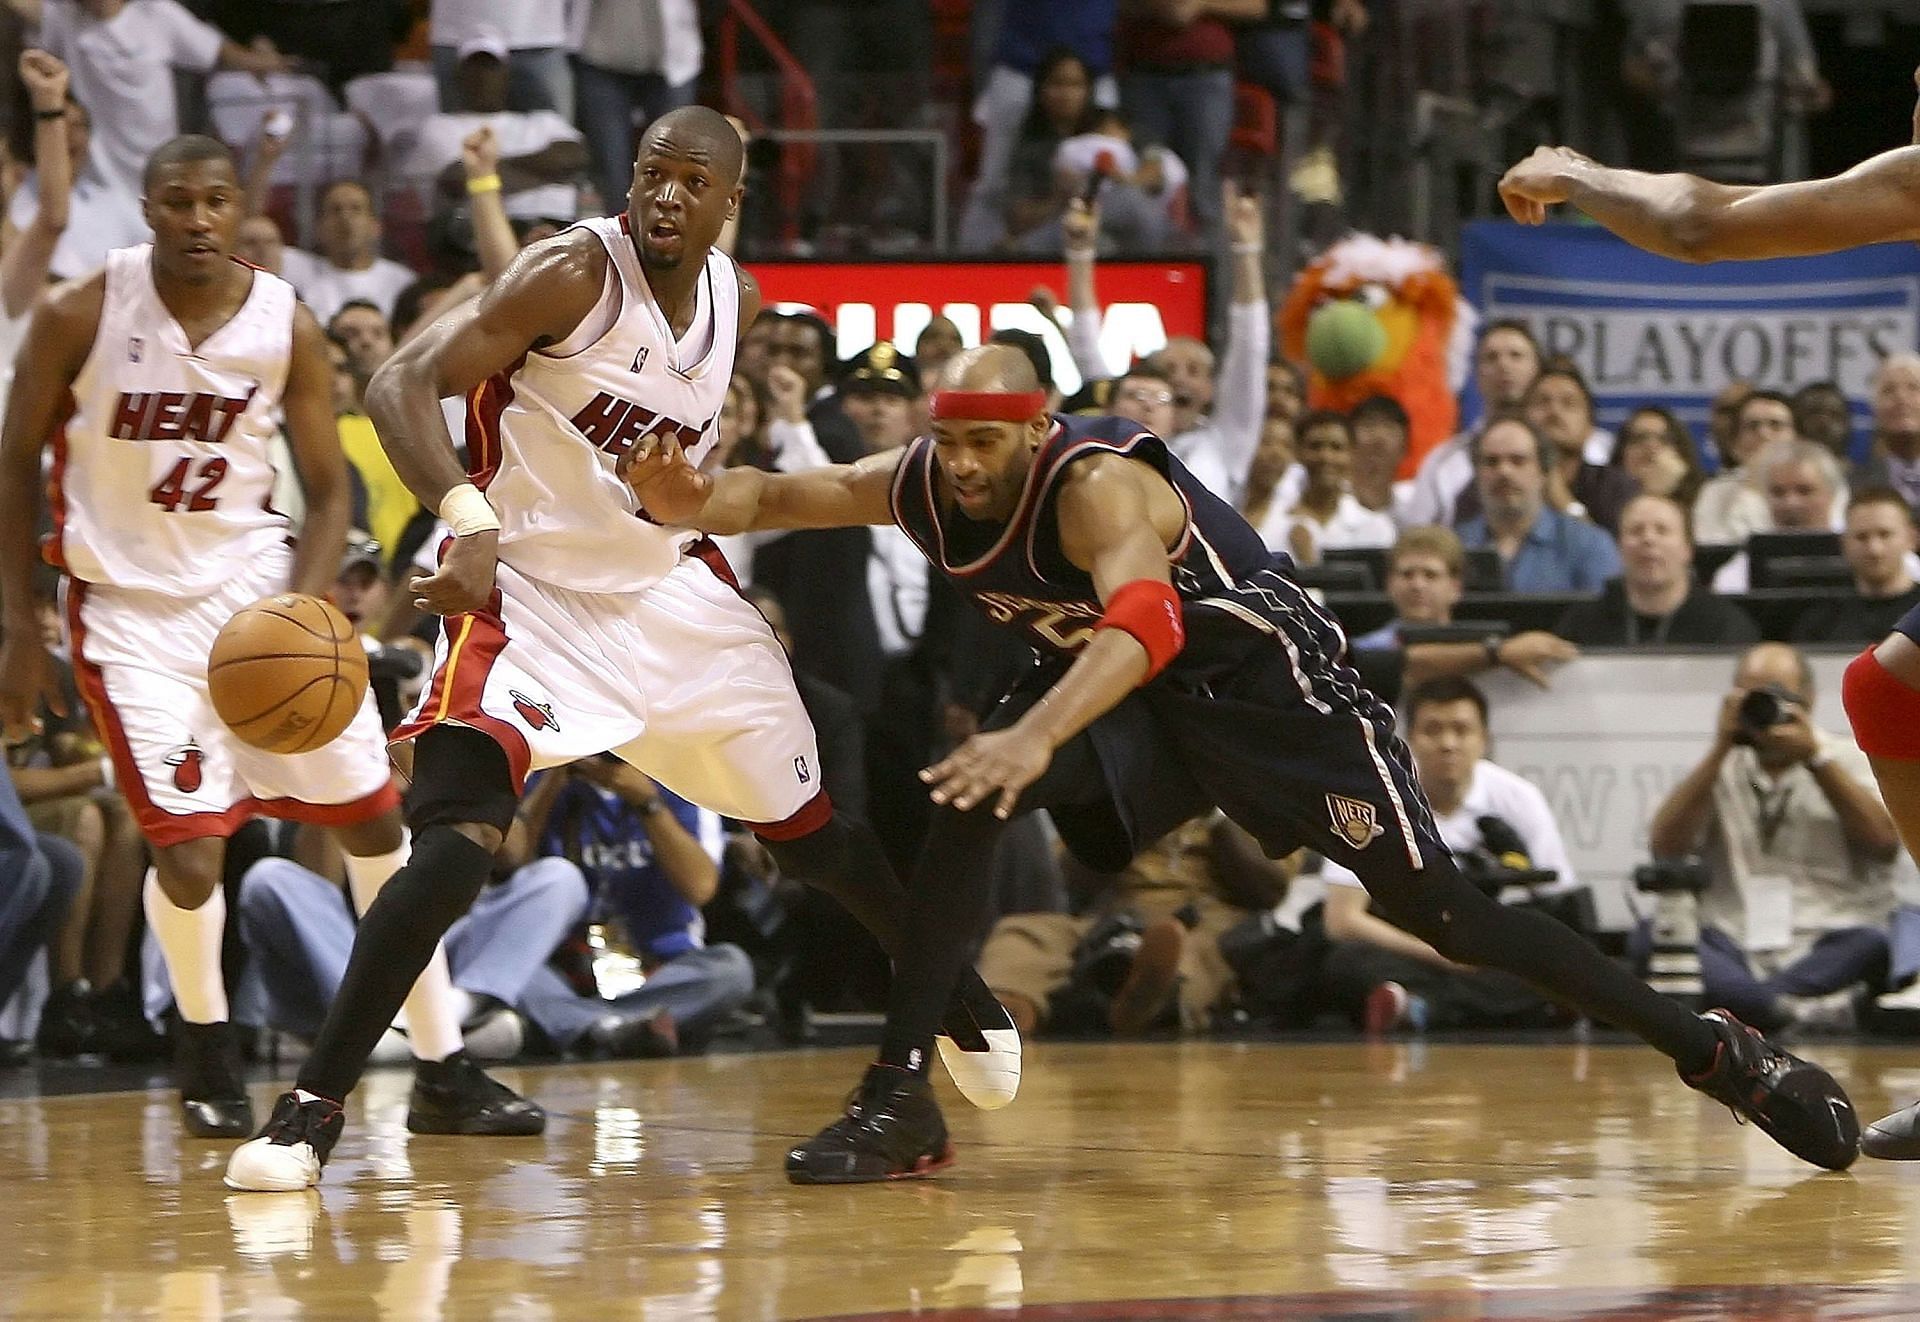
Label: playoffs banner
xmin=749 ymin=260 xmax=1209 ymax=397
xmin=1459 ymin=221 xmax=1920 ymax=442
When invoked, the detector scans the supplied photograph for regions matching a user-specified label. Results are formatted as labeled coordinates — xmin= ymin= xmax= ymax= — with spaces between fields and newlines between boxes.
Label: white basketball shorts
xmin=391 ymin=540 xmax=828 ymax=836
xmin=66 ymin=555 xmax=399 ymax=848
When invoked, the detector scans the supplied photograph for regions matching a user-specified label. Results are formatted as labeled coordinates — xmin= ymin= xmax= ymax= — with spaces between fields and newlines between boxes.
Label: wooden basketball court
xmin=7 ymin=1040 xmax=1920 ymax=1319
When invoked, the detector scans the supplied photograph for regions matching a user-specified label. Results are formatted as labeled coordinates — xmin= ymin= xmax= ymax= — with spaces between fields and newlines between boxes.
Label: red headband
xmin=928 ymin=389 xmax=1048 ymax=422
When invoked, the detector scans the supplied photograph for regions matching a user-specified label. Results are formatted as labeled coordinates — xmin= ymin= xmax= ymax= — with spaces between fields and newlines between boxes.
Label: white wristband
xmin=98 ymin=755 xmax=114 ymax=792
xmin=439 ymin=483 xmax=500 ymax=537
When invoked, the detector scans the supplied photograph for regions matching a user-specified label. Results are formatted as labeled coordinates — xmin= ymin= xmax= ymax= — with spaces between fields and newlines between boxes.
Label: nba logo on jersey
xmin=630 ymin=347 xmax=648 ymax=373
xmin=128 ymin=336 xmax=143 ymax=363
xmin=1327 ymin=793 xmax=1383 ymax=849
xmin=794 ymin=755 xmax=810 ymax=785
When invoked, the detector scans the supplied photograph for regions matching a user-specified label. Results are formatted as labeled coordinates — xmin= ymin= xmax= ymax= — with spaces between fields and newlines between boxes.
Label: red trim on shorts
xmin=251 ymin=780 xmax=400 ymax=827
xmin=388 ymin=594 xmax=533 ymax=790
xmin=746 ymin=788 xmax=834 ymax=842
xmin=65 ymin=583 xmax=398 ymax=846
xmin=465 ymin=355 xmax=525 ymax=491
xmin=1844 ymin=646 xmax=1920 ymax=761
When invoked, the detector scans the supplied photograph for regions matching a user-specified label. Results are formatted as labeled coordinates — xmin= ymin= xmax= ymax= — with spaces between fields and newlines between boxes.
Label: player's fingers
xmin=995 ymin=784 xmax=1020 ymax=820
xmin=40 ymin=679 xmax=68 ymax=717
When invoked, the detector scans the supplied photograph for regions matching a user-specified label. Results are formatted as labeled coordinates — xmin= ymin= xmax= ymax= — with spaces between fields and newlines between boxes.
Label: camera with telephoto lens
xmin=1456 ymin=814 xmax=1558 ymax=897
xmin=1731 ymin=682 xmax=1798 ymax=745
xmin=1634 ymin=857 xmax=1707 ymax=1008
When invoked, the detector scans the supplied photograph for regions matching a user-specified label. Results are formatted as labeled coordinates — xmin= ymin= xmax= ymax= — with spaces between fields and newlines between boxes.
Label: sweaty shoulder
xmin=30 ymin=269 xmax=107 ymax=372
xmin=736 ymin=264 xmax=762 ymax=338
xmin=495 ymin=226 xmax=610 ymax=346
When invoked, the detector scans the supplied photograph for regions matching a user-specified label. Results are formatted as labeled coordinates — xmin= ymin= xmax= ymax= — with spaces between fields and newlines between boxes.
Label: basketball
xmin=207 ymin=593 xmax=368 ymax=755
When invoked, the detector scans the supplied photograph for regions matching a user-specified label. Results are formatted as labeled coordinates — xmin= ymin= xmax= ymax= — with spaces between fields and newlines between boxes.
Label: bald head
xmin=1736 ymin=642 xmax=1813 ymax=702
xmin=937 ymin=344 xmax=1041 ymax=395
xmin=640 ymin=106 xmax=746 ymax=187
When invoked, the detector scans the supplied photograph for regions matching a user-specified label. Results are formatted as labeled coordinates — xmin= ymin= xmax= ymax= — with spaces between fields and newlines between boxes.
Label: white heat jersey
xmin=469 ymin=215 xmax=739 ymax=594
xmin=51 ymin=244 xmax=293 ymax=597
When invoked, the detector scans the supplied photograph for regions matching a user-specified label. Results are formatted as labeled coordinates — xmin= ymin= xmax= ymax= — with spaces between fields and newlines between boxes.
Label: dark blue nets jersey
xmin=888 ymin=413 xmax=1287 ymax=671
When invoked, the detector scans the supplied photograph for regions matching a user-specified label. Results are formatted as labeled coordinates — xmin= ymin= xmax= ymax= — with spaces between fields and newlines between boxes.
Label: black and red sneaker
xmin=786 ymin=1063 xmax=955 ymax=1185
xmin=1682 ymin=1008 xmax=1859 ymax=1170
xmin=225 ymin=1091 xmax=345 ymax=1191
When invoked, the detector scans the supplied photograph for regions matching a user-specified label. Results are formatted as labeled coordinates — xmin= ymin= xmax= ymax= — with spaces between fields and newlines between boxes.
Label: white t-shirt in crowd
xmin=7 ymin=165 xmax=147 ymax=280
xmin=429 ymin=0 xmax=567 ymax=49
xmin=1257 ymin=490 xmax=1397 ymax=561
xmin=408 ymin=111 xmax=584 ymax=222
xmin=39 ymin=0 xmax=224 ymax=195
xmin=280 ymin=248 xmax=418 ymax=324
xmin=1321 ymin=759 xmax=1577 ymax=896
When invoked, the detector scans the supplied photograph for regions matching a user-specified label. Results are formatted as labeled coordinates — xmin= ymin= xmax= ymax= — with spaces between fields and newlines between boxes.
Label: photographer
xmin=1647 ymin=643 xmax=1899 ymax=1033
xmin=1320 ymin=677 xmax=1584 ymax=1032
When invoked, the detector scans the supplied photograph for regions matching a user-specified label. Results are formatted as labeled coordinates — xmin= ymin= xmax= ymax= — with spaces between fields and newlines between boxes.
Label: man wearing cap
xmin=843 ymin=343 xmax=930 ymax=661
xmin=408 ymin=29 xmax=588 ymax=223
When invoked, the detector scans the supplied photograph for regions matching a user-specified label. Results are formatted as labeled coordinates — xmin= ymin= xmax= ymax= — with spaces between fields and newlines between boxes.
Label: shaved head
xmin=937 ymin=344 xmax=1041 ymax=395
xmin=639 ymin=105 xmax=746 ymax=187
xmin=143 ymin=134 xmax=236 ymax=193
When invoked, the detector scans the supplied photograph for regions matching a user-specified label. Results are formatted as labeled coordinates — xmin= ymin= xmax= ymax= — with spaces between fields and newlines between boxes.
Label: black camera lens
xmin=1737 ymin=688 xmax=1784 ymax=730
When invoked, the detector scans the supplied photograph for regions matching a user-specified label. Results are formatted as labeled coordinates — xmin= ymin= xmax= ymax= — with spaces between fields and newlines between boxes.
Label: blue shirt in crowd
xmin=537 ymin=776 xmax=723 ymax=962
xmin=994 ymin=0 xmax=1116 ymax=75
xmin=1456 ymin=507 xmax=1622 ymax=594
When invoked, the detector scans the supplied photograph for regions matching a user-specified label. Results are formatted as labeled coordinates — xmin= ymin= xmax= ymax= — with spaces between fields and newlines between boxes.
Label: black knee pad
xmin=403 ymin=725 xmax=518 ymax=835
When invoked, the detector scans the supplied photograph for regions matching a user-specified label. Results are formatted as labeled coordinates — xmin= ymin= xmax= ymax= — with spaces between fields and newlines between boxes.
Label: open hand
xmin=408 ymin=530 xmax=498 ymax=616
xmin=920 ymin=725 xmax=1055 ymax=819
xmin=618 ymin=432 xmax=713 ymax=524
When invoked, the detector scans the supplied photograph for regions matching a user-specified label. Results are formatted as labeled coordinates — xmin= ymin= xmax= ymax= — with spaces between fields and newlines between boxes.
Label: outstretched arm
xmin=621 ymin=438 xmax=901 ymax=534
xmin=1499 ymin=142 xmax=1920 ymax=262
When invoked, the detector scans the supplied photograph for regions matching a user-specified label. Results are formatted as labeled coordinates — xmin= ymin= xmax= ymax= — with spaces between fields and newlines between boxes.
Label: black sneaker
xmin=175 ymin=1020 xmax=255 ymax=1139
xmin=786 ymin=1064 xmax=954 ymax=1185
xmin=405 ymin=1050 xmax=546 ymax=1136
xmin=1682 ymin=1008 xmax=1860 ymax=1170
xmin=225 ymin=1091 xmax=345 ymax=1191
xmin=36 ymin=980 xmax=96 ymax=1058
xmin=936 ymin=971 xmax=1021 ymax=1111
xmin=93 ymin=980 xmax=167 ymax=1062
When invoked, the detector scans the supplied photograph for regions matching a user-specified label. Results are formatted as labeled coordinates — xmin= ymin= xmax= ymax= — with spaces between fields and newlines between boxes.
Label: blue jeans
xmin=519 ymin=945 xmax=755 ymax=1050
xmin=1121 ymin=67 xmax=1236 ymax=240
xmin=573 ymin=60 xmax=696 ymax=215
xmin=237 ymin=856 xmax=588 ymax=1040
xmin=0 ymin=833 xmax=83 ymax=1015
xmin=1633 ymin=921 xmax=1889 ymax=1032
xmin=432 ymin=45 xmax=573 ymax=118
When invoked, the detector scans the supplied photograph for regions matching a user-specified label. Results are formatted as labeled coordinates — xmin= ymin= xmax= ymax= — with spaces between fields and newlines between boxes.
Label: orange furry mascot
xmin=1279 ymin=235 xmax=1476 ymax=479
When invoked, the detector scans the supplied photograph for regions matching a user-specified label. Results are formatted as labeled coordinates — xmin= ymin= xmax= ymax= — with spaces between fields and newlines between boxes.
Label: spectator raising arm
xmin=461 ymin=126 xmax=520 ymax=282
xmin=241 ymin=114 xmax=290 ymax=221
xmin=1061 ymin=198 xmax=1110 ymax=383
xmin=1 ymin=50 xmax=72 ymax=320
xmin=1204 ymin=183 xmax=1271 ymax=491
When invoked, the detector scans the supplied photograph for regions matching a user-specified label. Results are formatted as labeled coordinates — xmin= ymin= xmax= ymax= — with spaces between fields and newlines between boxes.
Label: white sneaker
xmin=224 ymin=1092 xmax=343 ymax=1192
xmin=935 ymin=1021 xmax=1021 ymax=1111
xmin=460 ymin=1007 xmax=525 ymax=1062
xmin=1878 ymin=981 xmax=1920 ymax=1012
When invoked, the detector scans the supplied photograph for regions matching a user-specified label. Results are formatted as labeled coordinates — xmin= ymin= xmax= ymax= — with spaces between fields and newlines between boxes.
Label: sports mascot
xmin=1278 ymin=234 xmax=1477 ymax=478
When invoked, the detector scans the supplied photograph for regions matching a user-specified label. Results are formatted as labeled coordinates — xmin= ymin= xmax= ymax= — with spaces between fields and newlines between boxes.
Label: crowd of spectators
xmin=3 ymin=0 xmax=1912 ymax=1069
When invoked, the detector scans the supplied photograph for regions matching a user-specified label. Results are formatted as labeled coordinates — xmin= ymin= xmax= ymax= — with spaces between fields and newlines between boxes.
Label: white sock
xmin=143 ymin=868 xmax=228 ymax=1024
xmin=344 ymin=836 xmax=465 ymax=1063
